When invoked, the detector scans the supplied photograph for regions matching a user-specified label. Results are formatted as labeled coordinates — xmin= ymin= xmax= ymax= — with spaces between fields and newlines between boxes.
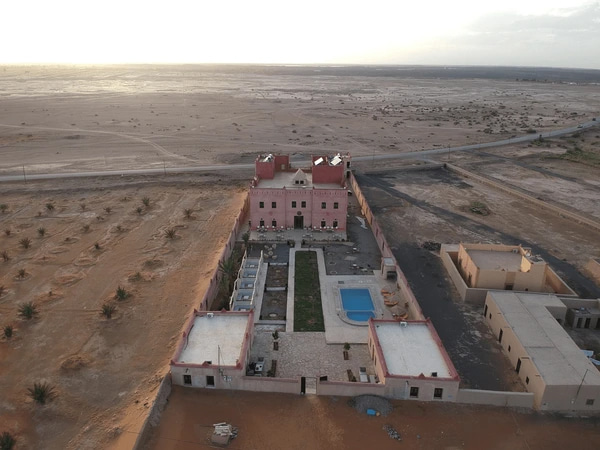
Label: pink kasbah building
xmin=248 ymin=153 xmax=351 ymax=232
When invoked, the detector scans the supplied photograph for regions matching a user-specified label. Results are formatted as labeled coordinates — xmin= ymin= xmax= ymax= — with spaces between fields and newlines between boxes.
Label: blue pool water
xmin=340 ymin=289 xmax=375 ymax=322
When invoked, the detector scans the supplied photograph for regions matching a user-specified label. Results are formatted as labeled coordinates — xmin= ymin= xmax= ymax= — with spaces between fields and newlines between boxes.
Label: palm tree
xmin=28 ymin=382 xmax=56 ymax=404
xmin=101 ymin=303 xmax=116 ymax=319
xmin=142 ymin=197 xmax=150 ymax=207
xmin=0 ymin=431 xmax=16 ymax=450
xmin=17 ymin=268 xmax=27 ymax=279
xmin=184 ymin=208 xmax=193 ymax=219
xmin=218 ymin=255 xmax=237 ymax=293
xmin=19 ymin=238 xmax=31 ymax=249
xmin=37 ymin=227 xmax=46 ymax=237
xmin=3 ymin=325 xmax=13 ymax=339
xmin=45 ymin=203 xmax=55 ymax=212
xmin=115 ymin=286 xmax=130 ymax=300
xmin=164 ymin=228 xmax=177 ymax=239
xmin=18 ymin=302 xmax=37 ymax=320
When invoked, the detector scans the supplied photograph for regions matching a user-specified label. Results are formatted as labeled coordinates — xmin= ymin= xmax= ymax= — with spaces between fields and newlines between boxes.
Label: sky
xmin=2 ymin=0 xmax=599 ymax=69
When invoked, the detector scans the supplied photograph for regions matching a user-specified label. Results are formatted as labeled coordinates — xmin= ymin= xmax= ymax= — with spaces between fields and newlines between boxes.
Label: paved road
xmin=0 ymin=119 xmax=597 ymax=182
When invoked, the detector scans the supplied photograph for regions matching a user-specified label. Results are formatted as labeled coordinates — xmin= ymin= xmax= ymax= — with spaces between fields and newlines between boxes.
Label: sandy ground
xmin=146 ymin=386 xmax=600 ymax=450
xmin=1 ymin=65 xmax=600 ymax=449
xmin=0 ymin=175 xmax=245 ymax=449
xmin=1 ymin=66 xmax=599 ymax=176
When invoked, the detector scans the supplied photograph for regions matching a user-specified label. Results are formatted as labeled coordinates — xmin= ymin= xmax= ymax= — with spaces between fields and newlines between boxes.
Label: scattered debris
xmin=211 ymin=423 xmax=238 ymax=447
xmin=383 ymin=424 xmax=402 ymax=441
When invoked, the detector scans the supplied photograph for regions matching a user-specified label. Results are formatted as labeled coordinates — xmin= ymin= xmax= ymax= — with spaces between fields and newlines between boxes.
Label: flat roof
xmin=467 ymin=249 xmax=522 ymax=271
xmin=488 ymin=292 xmax=600 ymax=386
xmin=256 ymin=171 xmax=342 ymax=189
xmin=175 ymin=314 xmax=250 ymax=366
xmin=373 ymin=321 xmax=453 ymax=378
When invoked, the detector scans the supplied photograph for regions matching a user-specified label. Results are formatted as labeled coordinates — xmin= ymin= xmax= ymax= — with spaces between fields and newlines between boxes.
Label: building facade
xmin=248 ymin=154 xmax=350 ymax=232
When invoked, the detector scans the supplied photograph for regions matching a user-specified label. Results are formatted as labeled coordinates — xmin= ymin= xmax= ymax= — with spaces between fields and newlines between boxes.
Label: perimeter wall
xmin=348 ymin=172 xmax=425 ymax=320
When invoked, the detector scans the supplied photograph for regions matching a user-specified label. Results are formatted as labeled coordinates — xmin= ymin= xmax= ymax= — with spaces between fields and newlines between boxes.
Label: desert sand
xmin=1 ymin=65 xmax=599 ymax=449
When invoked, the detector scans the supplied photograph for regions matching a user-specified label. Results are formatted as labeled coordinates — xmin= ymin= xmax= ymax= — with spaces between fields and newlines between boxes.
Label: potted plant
xmin=343 ymin=342 xmax=351 ymax=360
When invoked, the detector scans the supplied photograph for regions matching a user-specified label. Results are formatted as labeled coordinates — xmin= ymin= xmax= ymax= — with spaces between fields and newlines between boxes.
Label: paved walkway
xmin=249 ymin=329 xmax=374 ymax=381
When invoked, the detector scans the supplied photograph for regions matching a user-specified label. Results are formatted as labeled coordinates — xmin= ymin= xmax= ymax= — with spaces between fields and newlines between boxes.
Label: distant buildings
xmin=248 ymin=153 xmax=351 ymax=232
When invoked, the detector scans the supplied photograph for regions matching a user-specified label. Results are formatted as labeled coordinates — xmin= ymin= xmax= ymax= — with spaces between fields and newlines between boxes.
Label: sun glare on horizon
xmin=2 ymin=0 xmax=599 ymax=69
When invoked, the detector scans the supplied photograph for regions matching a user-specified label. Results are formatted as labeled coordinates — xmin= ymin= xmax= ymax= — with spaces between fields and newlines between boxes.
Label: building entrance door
xmin=294 ymin=215 xmax=304 ymax=229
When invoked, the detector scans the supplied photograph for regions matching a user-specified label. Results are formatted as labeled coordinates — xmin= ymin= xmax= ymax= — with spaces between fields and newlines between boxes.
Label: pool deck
xmin=287 ymin=245 xmax=396 ymax=344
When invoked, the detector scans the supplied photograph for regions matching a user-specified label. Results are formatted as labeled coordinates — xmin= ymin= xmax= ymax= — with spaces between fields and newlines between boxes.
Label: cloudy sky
xmin=2 ymin=0 xmax=599 ymax=69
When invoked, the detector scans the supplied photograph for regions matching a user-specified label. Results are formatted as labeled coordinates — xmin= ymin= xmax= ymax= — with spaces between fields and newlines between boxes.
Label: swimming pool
xmin=340 ymin=288 xmax=375 ymax=322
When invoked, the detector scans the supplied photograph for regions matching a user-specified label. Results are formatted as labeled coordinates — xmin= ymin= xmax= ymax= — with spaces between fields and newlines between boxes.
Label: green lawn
xmin=294 ymin=251 xmax=325 ymax=332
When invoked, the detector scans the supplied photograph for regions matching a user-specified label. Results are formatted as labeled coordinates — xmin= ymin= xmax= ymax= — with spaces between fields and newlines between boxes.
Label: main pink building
xmin=248 ymin=153 xmax=351 ymax=231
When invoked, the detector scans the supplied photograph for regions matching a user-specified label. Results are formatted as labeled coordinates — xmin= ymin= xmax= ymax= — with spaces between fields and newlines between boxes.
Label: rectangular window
xmin=586 ymin=399 xmax=595 ymax=406
xmin=321 ymin=202 xmax=326 ymax=209
xmin=410 ymin=387 xmax=419 ymax=398
xmin=272 ymin=201 xmax=277 ymax=208
xmin=301 ymin=201 xmax=306 ymax=208
xmin=334 ymin=202 xmax=339 ymax=209
xmin=272 ymin=220 xmax=277 ymax=228
xmin=292 ymin=201 xmax=297 ymax=208
xmin=321 ymin=220 xmax=326 ymax=228
xmin=206 ymin=375 xmax=215 ymax=387
xmin=434 ymin=388 xmax=443 ymax=399
xmin=183 ymin=374 xmax=192 ymax=385
xmin=259 ymin=201 xmax=264 ymax=209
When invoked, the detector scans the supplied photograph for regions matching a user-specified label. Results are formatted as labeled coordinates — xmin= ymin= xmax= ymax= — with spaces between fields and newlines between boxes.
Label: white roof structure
xmin=467 ymin=249 xmax=523 ymax=271
xmin=488 ymin=292 xmax=600 ymax=386
xmin=373 ymin=321 xmax=454 ymax=378
xmin=176 ymin=314 xmax=250 ymax=366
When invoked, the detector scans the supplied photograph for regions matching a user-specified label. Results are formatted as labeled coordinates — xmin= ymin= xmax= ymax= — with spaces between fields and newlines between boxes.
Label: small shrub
xmin=0 ymin=204 xmax=8 ymax=213
xmin=115 ymin=286 xmax=130 ymax=301
xmin=82 ymin=224 xmax=90 ymax=233
xmin=130 ymin=272 xmax=143 ymax=282
xmin=116 ymin=225 xmax=123 ymax=232
xmin=3 ymin=325 xmax=13 ymax=339
xmin=0 ymin=285 xmax=4 ymax=296
xmin=45 ymin=203 xmax=55 ymax=212
xmin=101 ymin=303 xmax=116 ymax=319
xmin=136 ymin=206 xmax=143 ymax=215
xmin=272 ymin=330 xmax=279 ymax=340
xmin=17 ymin=268 xmax=27 ymax=279
xmin=104 ymin=206 xmax=112 ymax=214
xmin=37 ymin=227 xmax=46 ymax=237
xmin=28 ymin=382 xmax=55 ymax=405
xmin=164 ymin=228 xmax=177 ymax=239
xmin=94 ymin=242 xmax=101 ymax=250
xmin=18 ymin=302 xmax=37 ymax=320
xmin=19 ymin=238 xmax=31 ymax=249
xmin=1 ymin=251 xmax=9 ymax=261
xmin=183 ymin=208 xmax=193 ymax=219
xmin=4 ymin=229 xmax=10 ymax=236
xmin=343 ymin=342 xmax=351 ymax=351
xmin=0 ymin=431 xmax=16 ymax=450
xmin=142 ymin=197 xmax=150 ymax=207
xmin=80 ymin=203 xmax=86 ymax=211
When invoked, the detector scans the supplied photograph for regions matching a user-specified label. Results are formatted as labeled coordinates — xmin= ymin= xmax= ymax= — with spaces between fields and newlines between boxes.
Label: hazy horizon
xmin=3 ymin=1 xmax=600 ymax=70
